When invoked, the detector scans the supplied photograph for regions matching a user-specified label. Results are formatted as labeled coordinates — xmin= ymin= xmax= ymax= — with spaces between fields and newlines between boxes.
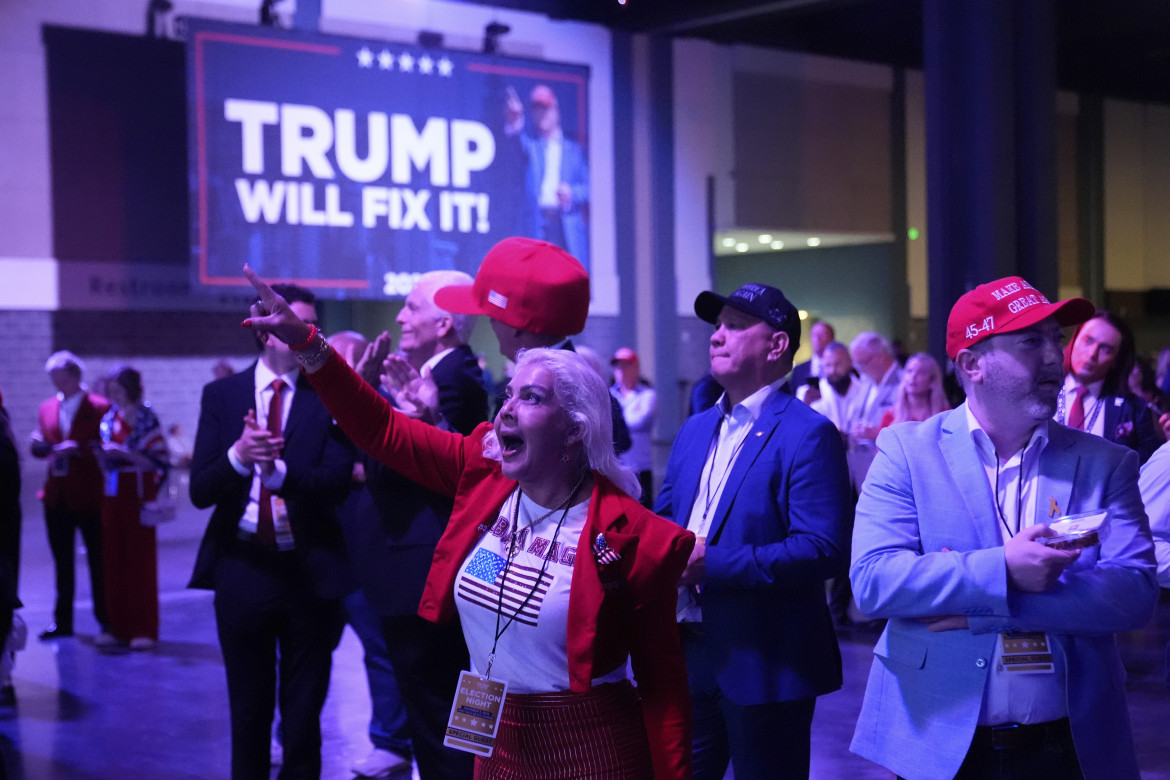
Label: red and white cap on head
xmin=433 ymin=237 xmax=590 ymax=336
xmin=945 ymin=276 xmax=1095 ymax=359
xmin=611 ymin=347 xmax=638 ymax=365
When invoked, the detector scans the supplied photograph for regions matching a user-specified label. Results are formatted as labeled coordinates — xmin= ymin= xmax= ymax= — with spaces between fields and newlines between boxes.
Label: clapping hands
xmin=382 ymin=355 xmax=441 ymax=425
xmin=233 ymin=409 xmax=284 ymax=476
xmin=354 ymin=332 xmax=393 ymax=388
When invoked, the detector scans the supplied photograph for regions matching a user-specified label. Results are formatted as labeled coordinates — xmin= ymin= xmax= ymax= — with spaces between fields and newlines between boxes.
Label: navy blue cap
xmin=694 ymin=283 xmax=801 ymax=351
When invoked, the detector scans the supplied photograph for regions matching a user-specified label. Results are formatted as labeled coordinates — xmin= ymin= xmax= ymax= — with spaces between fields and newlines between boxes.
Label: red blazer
xmin=309 ymin=352 xmax=694 ymax=779
xmin=36 ymin=392 xmax=110 ymax=512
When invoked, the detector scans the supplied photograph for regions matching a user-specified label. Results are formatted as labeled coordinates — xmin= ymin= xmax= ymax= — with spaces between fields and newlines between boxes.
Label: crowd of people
xmin=3 ymin=237 xmax=1170 ymax=780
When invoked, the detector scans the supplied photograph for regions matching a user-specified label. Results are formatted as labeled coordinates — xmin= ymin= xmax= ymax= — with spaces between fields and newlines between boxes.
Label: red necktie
xmin=257 ymin=378 xmax=284 ymax=547
xmin=1067 ymin=386 xmax=1087 ymax=431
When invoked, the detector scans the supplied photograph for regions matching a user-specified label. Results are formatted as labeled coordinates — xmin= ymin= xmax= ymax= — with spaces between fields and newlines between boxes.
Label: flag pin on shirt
xmin=593 ymin=533 xmax=621 ymax=565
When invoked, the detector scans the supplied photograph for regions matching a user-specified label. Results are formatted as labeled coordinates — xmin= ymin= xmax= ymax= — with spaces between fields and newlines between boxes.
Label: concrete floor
xmin=0 ymin=471 xmax=1168 ymax=779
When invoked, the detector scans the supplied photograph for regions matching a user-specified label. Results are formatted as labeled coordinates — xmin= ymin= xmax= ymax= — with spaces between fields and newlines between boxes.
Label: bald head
xmin=328 ymin=331 xmax=369 ymax=369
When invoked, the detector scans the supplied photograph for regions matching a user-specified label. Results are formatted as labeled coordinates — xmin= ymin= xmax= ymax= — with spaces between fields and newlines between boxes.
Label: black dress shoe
xmin=38 ymin=623 xmax=73 ymax=640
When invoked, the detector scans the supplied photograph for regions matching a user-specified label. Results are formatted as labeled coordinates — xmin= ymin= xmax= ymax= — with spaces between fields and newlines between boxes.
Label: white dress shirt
xmin=967 ymin=406 xmax=1068 ymax=726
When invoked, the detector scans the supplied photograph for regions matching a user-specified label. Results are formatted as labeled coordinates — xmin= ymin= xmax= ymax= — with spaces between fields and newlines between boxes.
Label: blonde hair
xmin=482 ymin=348 xmax=640 ymax=498
xmin=891 ymin=353 xmax=949 ymax=424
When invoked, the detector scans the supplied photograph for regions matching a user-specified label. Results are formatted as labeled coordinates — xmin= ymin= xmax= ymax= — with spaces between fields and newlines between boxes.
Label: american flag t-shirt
xmin=454 ymin=491 xmax=630 ymax=693
xmin=457 ymin=548 xmax=553 ymax=626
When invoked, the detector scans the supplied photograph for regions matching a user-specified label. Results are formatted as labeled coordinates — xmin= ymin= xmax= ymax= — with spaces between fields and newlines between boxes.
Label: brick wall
xmin=1 ymin=309 xmax=257 ymax=511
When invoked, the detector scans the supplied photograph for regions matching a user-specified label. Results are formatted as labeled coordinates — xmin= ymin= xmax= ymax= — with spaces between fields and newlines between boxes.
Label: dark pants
xmin=214 ymin=546 xmax=345 ymax=780
xmin=539 ymin=208 xmax=567 ymax=249
xmin=44 ymin=505 xmax=107 ymax=631
xmin=950 ymin=719 xmax=1084 ymax=780
xmin=636 ymin=470 xmax=654 ymax=510
xmin=343 ymin=589 xmax=412 ymax=758
xmin=381 ymin=614 xmax=474 ymax=780
xmin=683 ymin=625 xmax=815 ymax=780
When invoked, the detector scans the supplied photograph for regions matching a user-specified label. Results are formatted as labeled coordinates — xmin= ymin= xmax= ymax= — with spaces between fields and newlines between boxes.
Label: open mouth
xmin=499 ymin=433 xmax=524 ymax=456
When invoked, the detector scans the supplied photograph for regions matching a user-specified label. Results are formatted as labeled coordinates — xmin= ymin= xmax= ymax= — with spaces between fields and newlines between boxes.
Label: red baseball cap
xmin=434 ymin=237 xmax=590 ymax=336
xmin=530 ymin=85 xmax=557 ymax=107
xmin=945 ymin=276 xmax=1095 ymax=359
xmin=611 ymin=347 xmax=638 ymax=365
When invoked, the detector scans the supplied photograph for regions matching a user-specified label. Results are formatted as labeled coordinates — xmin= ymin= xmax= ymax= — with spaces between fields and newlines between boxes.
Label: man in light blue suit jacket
xmin=657 ymin=283 xmax=853 ymax=780
xmin=850 ymin=276 xmax=1158 ymax=780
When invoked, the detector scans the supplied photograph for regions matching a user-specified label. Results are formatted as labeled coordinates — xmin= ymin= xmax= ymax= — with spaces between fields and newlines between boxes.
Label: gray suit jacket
xmin=849 ymin=404 xmax=1157 ymax=780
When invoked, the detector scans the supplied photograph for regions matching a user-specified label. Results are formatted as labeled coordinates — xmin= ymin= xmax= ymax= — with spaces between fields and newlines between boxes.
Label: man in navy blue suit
xmin=189 ymin=284 xmax=354 ymax=779
xmin=656 ymin=283 xmax=853 ymax=780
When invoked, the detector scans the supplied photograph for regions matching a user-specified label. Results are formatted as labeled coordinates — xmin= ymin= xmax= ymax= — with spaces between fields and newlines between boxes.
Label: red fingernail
xmin=241 ymin=319 xmax=252 ymax=328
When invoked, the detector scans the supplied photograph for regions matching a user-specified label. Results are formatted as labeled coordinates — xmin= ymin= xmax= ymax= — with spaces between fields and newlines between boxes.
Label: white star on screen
xmin=356 ymin=46 xmax=374 ymax=68
xmin=378 ymin=49 xmax=394 ymax=70
xmin=398 ymin=52 xmax=415 ymax=72
xmin=437 ymin=57 xmax=454 ymax=77
xmin=418 ymin=55 xmax=434 ymax=74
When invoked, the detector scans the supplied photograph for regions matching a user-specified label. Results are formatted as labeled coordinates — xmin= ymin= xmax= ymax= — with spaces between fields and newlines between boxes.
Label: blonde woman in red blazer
xmin=245 ymin=269 xmax=695 ymax=779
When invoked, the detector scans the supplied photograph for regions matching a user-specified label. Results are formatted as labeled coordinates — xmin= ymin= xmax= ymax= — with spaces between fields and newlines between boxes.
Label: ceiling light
xmin=798 ymin=310 xmax=809 ymax=320
xmin=806 ymin=237 xmax=821 ymax=247
xmin=721 ymin=237 xmax=736 ymax=248
xmin=770 ymin=240 xmax=783 ymax=250
xmin=758 ymin=234 xmax=772 ymax=244
xmin=735 ymin=243 xmax=749 ymax=253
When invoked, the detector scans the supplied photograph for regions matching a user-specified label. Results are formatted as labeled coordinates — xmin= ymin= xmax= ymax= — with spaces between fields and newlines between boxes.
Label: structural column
xmin=924 ymin=0 xmax=1057 ymax=359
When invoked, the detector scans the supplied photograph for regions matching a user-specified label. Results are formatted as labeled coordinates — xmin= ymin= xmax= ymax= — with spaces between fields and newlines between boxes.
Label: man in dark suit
xmin=30 ymin=351 xmax=110 ymax=640
xmin=334 ymin=269 xmax=485 ymax=780
xmin=1057 ymin=310 xmax=1160 ymax=462
xmin=189 ymin=284 xmax=353 ymax=780
xmin=656 ymin=284 xmax=853 ymax=780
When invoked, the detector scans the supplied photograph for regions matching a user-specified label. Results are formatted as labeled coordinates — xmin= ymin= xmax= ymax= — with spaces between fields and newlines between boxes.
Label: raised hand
xmin=383 ymin=355 xmax=440 ymax=424
xmin=505 ymin=85 xmax=523 ymax=127
xmin=241 ymin=265 xmax=313 ymax=346
xmin=355 ymin=331 xmax=393 ymax=388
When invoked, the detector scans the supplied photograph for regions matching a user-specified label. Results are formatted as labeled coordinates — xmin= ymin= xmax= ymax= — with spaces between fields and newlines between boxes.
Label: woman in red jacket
xmin=244 ymin=267 xmax=694 ymax=779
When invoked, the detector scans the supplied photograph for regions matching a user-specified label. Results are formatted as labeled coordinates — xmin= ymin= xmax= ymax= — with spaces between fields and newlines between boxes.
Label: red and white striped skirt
xmin=474 ymin=680 xmax=653 ymax=779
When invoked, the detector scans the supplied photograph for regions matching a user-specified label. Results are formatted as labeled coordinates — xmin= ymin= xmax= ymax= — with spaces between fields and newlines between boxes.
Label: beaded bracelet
xmin=289 ymin=323 xmax=319 ymax=351
xmin=294 ymin=331 xmax=332 ymax=370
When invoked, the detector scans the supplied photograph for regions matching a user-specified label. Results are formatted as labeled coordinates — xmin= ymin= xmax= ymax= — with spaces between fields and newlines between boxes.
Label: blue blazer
xmin=850 ymin=405 xmax=1158 ymax=780
xmin=1099 ymin=392 xmax=1160 ymax=463
xmin=518 ymin=132 xmax=589 ymax=262
xmin=656 ymin=388 xmax=853 ymax=705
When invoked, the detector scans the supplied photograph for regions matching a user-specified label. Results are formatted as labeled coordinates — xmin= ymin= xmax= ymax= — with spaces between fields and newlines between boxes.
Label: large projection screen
xmin=186 ymin=18 xmax=591 ymax=299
